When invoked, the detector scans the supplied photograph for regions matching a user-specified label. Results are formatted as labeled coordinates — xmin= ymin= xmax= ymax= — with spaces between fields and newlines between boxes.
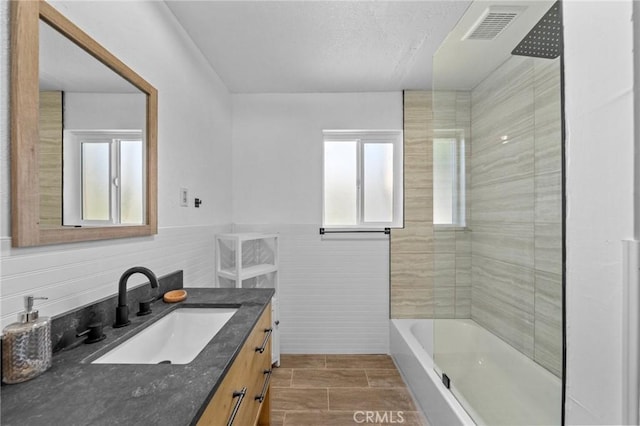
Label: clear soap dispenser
xmin=2 ymin=296 xmax=52 ymax=384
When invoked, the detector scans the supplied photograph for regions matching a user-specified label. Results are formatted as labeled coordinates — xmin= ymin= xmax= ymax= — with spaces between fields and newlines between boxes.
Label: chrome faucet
xmin=114 ymin=266 xmax=159 ymax=328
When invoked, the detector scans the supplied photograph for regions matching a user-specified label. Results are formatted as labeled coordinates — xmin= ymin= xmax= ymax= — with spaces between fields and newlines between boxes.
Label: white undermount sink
xmin=92 ymin=307 xmax=237 ymax=365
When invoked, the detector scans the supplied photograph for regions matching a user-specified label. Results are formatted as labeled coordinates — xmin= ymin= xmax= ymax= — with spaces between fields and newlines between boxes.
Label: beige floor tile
xmin=366 ymin=369 xmax=406 ymax=387
xmin=273 ymin=354 xmax=423 ymax=426
xmin=270 ymin=410 xmax=285 ymax=426
xmin=377 ymin=411 xmax=428 ymax=426
xmin=284 ymin=410 xmax=363 ymax=426
xmin=280 ymin=354 xmax=326 ymax=369
xmin=281 ymin=410 xmax=428 ymax=426
xmin=271 ymin=367 xmax=293 ymax=388
xmin=271 ymin=388 xmax=329 ymax=411
xmin=292 ymin=369 xmax=369 ymax=388
xmin=328 ymin=387 xmax=416 ymax=412
xmin=326 ymin=354 xmax=396 ymax=369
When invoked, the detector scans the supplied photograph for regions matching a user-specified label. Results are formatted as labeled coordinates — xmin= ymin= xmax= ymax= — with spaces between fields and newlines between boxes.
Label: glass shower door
xmin=431 ymin=1 xmax=564 ymax=424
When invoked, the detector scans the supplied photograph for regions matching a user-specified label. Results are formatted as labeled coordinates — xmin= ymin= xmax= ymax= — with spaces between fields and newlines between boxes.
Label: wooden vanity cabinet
xmin=197 ymin=304 xmax=272 ymax=426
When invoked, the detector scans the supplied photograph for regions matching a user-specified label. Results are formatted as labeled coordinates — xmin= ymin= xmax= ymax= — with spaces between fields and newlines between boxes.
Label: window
xmin=63 ymin=130 xmax=145 ymax=226
xmin=433 ymin=130 xmax=465 ymax=226
xmin=322 ymin=130 xmax=403 ymax=229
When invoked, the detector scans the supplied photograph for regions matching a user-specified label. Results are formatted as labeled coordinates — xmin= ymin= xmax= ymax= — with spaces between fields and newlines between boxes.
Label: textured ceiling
xmin=165 ymin=1 xmax=471 ymax=93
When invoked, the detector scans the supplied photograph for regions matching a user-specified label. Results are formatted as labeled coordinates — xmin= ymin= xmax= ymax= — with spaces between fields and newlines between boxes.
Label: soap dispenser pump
xmin=2 ymin=296 xmax=52 ymax=384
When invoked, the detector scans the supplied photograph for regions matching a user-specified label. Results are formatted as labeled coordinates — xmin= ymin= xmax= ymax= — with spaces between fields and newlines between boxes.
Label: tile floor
xmin=270 ymin=354 xmax=427 ymax=426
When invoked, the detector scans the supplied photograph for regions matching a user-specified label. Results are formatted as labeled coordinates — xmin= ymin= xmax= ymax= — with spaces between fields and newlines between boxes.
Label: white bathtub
xmin=391 ymin=319 xmax=562 ymax=426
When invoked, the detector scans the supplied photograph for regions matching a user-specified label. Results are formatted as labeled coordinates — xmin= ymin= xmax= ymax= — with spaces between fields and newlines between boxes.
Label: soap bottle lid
xmin=19 ymin=296 xmax=47 ymax=323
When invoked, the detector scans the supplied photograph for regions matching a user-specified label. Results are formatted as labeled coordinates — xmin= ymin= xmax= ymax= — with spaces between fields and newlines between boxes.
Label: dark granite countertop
xmin=0 ymin=287 xmax=274 ymax=426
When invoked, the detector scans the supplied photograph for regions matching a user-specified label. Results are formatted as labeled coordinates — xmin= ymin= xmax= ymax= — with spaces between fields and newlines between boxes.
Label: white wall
xmin=564 ymin=1 xmax=635 ymax=424
xmin=232 ymin=93 xmax=402 ymax=224
xmin=64 ymin=92 xmax=145 ymax=130
xmin=0 ymin=1 xmax=233 ymax=327
xmin=232 ymin=93 xmax=402 ymax=353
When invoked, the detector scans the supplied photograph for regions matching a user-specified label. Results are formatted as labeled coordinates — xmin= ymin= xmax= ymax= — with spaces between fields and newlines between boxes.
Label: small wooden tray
xmin=163 ymin=289 xmax=187 ymax=303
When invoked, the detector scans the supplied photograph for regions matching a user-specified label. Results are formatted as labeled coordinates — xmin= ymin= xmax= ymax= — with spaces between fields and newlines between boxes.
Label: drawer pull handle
xmin=255 ymin=328 xmax=273 ymax=353
xmin=226 ymin=386 xmax=247 ymax=426
xmin=255 ymin=369 xmax=273 ymax=403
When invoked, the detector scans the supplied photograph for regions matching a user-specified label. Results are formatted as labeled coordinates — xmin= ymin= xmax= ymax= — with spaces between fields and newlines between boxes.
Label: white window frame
xmin=433 ymin=129 xmax=466 ymax=228
xmin=322 ymin=130 xmax=403 ymax=229
xmin=63 ymin=129 xmax=146 ymax=227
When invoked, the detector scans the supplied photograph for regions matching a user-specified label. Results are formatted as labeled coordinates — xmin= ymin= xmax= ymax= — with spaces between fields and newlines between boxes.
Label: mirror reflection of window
xmin=119 ymin=140 xmax=144 ymax=224
xmin=65 ymin=130 xmax=144 ymax=227
xmin=81 ymin=141 xmax=111 ymax=221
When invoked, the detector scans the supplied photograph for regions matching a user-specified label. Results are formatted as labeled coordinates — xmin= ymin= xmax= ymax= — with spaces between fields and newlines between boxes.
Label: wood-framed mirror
xmin=10 ymin=0 xmax=157 ymax=247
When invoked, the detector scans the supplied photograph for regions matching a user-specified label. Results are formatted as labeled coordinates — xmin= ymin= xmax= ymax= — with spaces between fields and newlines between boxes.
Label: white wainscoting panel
xmin=234 ymin=224 xmax=390 ymax=354
xmin=0 ymin=225 xmax=230 ymax=329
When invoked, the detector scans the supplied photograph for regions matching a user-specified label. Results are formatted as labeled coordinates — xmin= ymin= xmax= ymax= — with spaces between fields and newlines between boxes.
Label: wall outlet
xmin=180 ymin=188 xmax=188 ymax=207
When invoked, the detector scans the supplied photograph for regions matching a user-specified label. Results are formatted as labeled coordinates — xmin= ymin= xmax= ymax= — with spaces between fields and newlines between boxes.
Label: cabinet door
xmin=197 ymin=305 xmax=272 ymax=426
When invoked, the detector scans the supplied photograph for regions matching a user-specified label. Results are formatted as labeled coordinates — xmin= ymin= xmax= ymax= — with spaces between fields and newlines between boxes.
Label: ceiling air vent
xmin=462 ymin=6 xmax=525 ymax=41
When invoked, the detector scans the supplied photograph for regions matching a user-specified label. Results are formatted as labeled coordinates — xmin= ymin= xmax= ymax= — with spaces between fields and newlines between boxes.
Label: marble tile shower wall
xmin=391 ymin=92 xmax=434 ymax=319
xmin=433 ymin=91 xmax=472 ymax=319
xmin=393 ymin=91 xmax=472 ymax=320
xmin=469 ymin=56 xmax=562 ymax=377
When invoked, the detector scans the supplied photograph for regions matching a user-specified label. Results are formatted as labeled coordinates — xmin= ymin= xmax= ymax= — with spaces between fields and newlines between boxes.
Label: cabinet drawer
xmin=197 ymin=304 xmax=272 ymax=426
xmin=243 ymin=310 xmax=273 ymax=425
